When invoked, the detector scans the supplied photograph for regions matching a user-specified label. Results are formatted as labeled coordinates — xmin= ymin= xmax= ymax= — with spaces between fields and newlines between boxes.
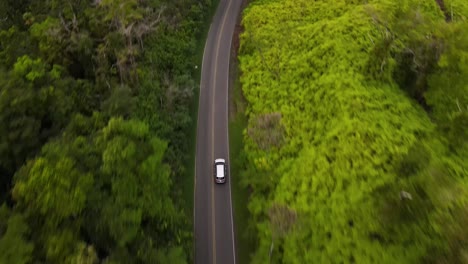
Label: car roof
xmin=216 ymin=164 xmax=225 ymax=177
xmin=215 ymin=158 xmax=225 ymax=163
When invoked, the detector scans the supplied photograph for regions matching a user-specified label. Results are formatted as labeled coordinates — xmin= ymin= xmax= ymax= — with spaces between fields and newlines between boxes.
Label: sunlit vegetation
xmin=238 ymin=0 xmax=468 ymax=263
xmin=0 ymin=0 xmax=213 ymax=262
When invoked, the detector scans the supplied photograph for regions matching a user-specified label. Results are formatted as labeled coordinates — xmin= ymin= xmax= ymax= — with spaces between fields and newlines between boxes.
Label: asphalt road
xmin=194 ymin=0 xmax=243 ymax=263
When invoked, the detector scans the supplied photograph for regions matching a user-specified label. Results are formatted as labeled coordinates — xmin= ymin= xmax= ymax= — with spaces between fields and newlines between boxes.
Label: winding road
xmin=194 ymin=0 xmax=243 ymax=263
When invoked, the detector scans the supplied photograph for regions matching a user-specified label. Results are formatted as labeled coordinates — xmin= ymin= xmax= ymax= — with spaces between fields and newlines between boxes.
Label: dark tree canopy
xmin=0 ymin=0 xmax=211 ymax=262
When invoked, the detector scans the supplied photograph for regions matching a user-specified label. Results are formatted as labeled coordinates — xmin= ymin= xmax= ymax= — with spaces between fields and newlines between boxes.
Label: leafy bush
xmin=239 ymin=0 xmax=468 ymax=263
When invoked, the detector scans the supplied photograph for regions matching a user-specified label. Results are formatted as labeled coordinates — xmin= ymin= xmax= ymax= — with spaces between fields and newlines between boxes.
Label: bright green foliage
xmin=155 ymin=247 xmax=187 ymax=264
xmin=363 ymin=0 xmax=444 ymax=101
xmin=29 ymin=17 xmax=64 ymax=65
xmin=426 ymin=22 xmax=468 ymax=126
xmin=0 ymin=27 xmax=32 ymax=68
xmin=100 ymin=0 xmax=144 ymax=27
xmin=446 ymin=112 xmax=468 ymax=153
xmin=0 ymin=56 xmax=73 ymax=173
xmin=68 ymin=243 xmax=99 ymax=264
xmin=13 ymin=145 xmax=93 ymax=223
xmin=444 ymin=0 xmax=468 ymax=21
xmin=102 ymin=85 xmax=136 ymax=118
xmin=44 ymin=229 xmax=83 ymax=263
xmin=239 ymin=0 xmax=468 ymax=263
xmin=12 ymin=55 xmax=53 ymax=82
xmin=0 ymin=205 xmax=33 ymax=264
xmin=12 ymin=116 xmax=187 ymax=263
xmin=93 ymin=118 xmax=173 ymax=247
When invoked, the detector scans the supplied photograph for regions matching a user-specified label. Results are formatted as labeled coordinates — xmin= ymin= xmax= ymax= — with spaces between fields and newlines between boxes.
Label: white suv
xmin=214 ymin=158 xmax=227 ymax=184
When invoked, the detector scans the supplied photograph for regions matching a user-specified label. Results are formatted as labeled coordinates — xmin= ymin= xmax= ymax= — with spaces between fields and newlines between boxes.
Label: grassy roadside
xmin=229 ymin=21 xmax=256 ymax=262
xmin=180 ymin=0 xmax=221 ymax=217
xmin=229 ymin=89 xmax=254 ymax=263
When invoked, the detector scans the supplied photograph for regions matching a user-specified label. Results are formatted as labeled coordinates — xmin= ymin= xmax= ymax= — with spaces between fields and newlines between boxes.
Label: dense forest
xmin=238 ymin=0 xmax=467 ymax=263
xmin=0 ymin=0 xmax=212 ymax=262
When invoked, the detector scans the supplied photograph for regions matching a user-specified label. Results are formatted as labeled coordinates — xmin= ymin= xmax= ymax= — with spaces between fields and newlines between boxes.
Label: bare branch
xmin=380 ymin=59 xmax=386 ymax=73
xmin=367 ymin=32 xmax=375 ymax=45
xmin=268 ymin=204 xmax=297 ymax=238
xmin=133 ymin=6 xmax=165 ymax=48
xmin=400 ymin=191 xmax=413 ymax=200
xmin=456 ymin=99 xmax=462 ymax=112
xmin=59 ymin=13 xmax=72 ymax=33
xmin=248 ymin=113 xmax=284 ymax=150
xmin=121 ymin=22 xmax=135 ymax=38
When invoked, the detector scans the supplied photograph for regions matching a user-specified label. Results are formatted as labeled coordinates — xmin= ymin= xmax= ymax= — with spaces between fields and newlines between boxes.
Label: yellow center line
xmin=211 ymin=0 xmax=233 ymax=263
xmin=211 ymin=93 xmax=215 ymax=264
xmin=211 ymin=58 xmax=216 ymax=264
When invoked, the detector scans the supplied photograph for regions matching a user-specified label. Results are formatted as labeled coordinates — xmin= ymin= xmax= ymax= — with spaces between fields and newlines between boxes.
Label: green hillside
xmin=238 ymin=0 xmax=468 ymax=263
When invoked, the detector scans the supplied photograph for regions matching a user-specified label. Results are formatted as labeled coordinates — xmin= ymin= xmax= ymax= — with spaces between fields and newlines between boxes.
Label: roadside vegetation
xmin=0 ymin=0 xmax=214 ymax=262
xmin=229 ymin=46 xmax=256 ymax=263
xmin=238 ymin=0 xmax=468 ymax=262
